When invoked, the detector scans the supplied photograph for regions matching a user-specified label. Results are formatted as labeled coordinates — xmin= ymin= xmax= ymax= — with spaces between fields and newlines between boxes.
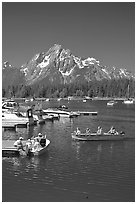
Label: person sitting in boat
xmin=76 ymin=127 xmax=81 ymax=135
xmin=86 ymin=128 xmax=90 ymax=134
xmin=33 ymin=138 xmax=40 ymax=151
xmin=35 ymin=132 xmax=43 ymax=142
xmin=108 ymin=126 xmax=118 ymax=135
xmin=97 ymin=126 xmax=102 ymax=135
xmin=25 ymin=139 xmax=32 ymax=155
xmin=14 ymin=137 xmax=25 ymax=151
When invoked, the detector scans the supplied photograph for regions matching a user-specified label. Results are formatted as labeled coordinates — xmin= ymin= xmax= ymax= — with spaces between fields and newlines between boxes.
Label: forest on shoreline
xmin=2 ymin=78 xmax=135 ymax=99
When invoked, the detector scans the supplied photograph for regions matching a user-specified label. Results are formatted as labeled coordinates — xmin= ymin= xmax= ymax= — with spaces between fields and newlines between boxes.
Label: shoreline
xmin=2 ymin=97 xmax=135 ymax=101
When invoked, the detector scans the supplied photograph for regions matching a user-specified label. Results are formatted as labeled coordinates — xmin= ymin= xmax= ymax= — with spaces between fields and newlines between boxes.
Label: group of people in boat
xmin=75 ymin=126 xmax=119 ymax=135
xmin=14 ymin=132 xmax=47 ymax=155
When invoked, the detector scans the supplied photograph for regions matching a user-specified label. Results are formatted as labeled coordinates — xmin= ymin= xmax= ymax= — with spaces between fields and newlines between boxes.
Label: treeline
xmin=2 ymin=78 xmax=135 ymax=99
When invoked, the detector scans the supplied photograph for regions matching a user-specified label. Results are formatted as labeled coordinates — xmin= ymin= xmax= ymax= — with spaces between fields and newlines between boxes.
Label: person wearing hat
xmin=14 ymin=137 xmax=25 ymax=151
xmin=37 ymin=132 xmax=43 ymax=142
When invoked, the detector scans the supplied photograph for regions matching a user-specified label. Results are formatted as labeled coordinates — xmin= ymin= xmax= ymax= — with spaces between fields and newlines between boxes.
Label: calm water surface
xmin=2 ymin=99 xmax=135 ymax=202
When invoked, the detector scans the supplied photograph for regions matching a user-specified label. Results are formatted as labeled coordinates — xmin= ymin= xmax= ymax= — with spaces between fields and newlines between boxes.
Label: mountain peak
xmin=3 ymin=44 xmax=135 ymax=88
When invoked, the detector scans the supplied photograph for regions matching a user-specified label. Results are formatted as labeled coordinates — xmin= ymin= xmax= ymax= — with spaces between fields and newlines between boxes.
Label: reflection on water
xmin=3 ymin=151 xmax=49 ymax=173
xmin=71 ymin=140 xmax=127 ymax=163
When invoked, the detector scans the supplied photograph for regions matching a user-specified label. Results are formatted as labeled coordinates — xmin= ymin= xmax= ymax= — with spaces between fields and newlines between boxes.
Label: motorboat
xmin=69 ymin=111 xmax=80 ymax=118
xmin=43 ymin=108 xmax=71 ymax=118
xmin=107 ymin=100 xmax=117 ymax=106
xmin=2 ymin=139 xmax=50 ymax=157
xmin=25 ymin=98 xmax=35 ymax=103
xmin=2 ymin=112 xmax=29 ymax=125
xmin=123 ymin=98 xmax=134 ymax=104
xmin=31 ymin=139 xmax=50 ymax=156
xmin=2 ymin=99 xmax=19 ymax=111
xmin=57 ymin=105 xmax=68 ymax=110
xmin=2 ymin=111 xmax=37 ymax=127
xmin=71 ymin=131 xmax=125 ymax=141
xmin=43 ymin=108 xmax=80 ymax=118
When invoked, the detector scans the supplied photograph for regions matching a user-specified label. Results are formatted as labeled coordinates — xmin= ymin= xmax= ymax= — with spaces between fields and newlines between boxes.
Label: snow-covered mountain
xmin=3 ymin=44 xmax=134 ymax=88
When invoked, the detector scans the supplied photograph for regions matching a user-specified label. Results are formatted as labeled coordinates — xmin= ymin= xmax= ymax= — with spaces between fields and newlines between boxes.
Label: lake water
xmin=2 ymin=99 xmax=135 ymax=202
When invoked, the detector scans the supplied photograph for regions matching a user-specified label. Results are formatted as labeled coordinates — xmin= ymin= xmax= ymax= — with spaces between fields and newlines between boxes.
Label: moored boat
xmin=71 ymin=131 xmax=125 ymax=141
xmin=123 ymin=98 xmax=134 ymax=104
xmin=2 ymin=99 xmax=19 ymax=111
xmin=43 ymin=108 xmax=71 ymax=118
xmin=107 ymin=100 xmax=117 ymax=106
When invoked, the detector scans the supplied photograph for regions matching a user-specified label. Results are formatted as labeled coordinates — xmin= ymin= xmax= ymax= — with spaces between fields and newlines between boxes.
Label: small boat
xmin=123 ymin=98 xmax=134 ymax=104
xmin=2 ymin=139 xmax=50 ymax=157
xmin=83 ymin=99 xmax=86 ymax=103
xmin=2 ymin=99 xmax=19 ymax=111
xmin=2 ymin=112 xmax=29 ymax=125
xmin=123 ymin=84 xmax=134 ymax=104
xmin=58 ymin=105 xmax=68 ymax=110
xmin=25 ymin=98 xmax=35 ymax=103
xmin=2 ymin=110 xmax=37 ymax=127
xmin=71 ymin=131 xmax=125 ymax=141
xmin=43 ymin=108 xmax=71 ymax=118
xmin=107 ymin=100 xmax=117 ymax=106
xmin=69 ymin=111 xmax=80 ymax=118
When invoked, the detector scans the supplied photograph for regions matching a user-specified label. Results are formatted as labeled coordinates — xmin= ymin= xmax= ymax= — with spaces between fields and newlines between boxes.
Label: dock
xmin=79 ymin=111 xmax=98 ymax=116
xmin=2 ymin=123 xmax=17 ymax=131
xmin=2 ymin=140 xmax=27 ymax=157
xmin=2 ymin=121 xmax=28 ymax=131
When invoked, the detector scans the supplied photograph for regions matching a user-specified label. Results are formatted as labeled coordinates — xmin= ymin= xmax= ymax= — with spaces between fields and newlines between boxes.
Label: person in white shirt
xmin=14 ymin=137 xmax=24 ymax=151
xmin=76 ymin=127 xmax=81 ymax=135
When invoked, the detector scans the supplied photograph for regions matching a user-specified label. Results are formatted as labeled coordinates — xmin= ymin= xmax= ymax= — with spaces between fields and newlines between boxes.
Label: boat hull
xmin=71 ymin=133 xmax=125 ymax=141
xmin=123 ymin=101 xmax=134 ymax=104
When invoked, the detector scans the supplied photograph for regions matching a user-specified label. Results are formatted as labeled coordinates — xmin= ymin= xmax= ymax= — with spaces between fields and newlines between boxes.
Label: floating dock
xmin=2 ymin=123 xmax=17 ymax=131
xmin=2 ymin=140 xmax=26 ymax=157
xmin=79 ymin=111 xmax=98 ymax=116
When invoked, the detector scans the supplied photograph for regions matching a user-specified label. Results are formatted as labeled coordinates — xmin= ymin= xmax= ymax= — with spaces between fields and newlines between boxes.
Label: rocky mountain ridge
xmin=3 ymin=44 xmax=134 ymax=88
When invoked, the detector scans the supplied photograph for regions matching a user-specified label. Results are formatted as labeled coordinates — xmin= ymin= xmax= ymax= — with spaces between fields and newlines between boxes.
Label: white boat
xmin=123 ymin=98 xmax=134 ymax=104
xmin=2 ymin=112 xmax=29 ymax=125
xmin=2 ymin=139 xmax=50 ymax=157
xmin=107 ymin=100 xmax=117 ymax=106
xmin=43 ymin=108 xmax=71 ymax=118
xmin=83 ymin=99 xmax=86 ymax=103
xmin=25 ymin=98 xmax=34 ymax=103
xmin=2 ymin=99 xmax=19 ymax=111
xmin=29 ymin=139 xmax=50 ymax=156
xmin=71 ymin=131 xmax=125 ymax=141
xmin=2 ymin=111 xmax=37 ymax=127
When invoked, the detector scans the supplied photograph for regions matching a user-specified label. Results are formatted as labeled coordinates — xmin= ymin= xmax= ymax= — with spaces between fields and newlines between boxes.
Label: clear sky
xmin=2 ymin=2 xmax=135 ymax=73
